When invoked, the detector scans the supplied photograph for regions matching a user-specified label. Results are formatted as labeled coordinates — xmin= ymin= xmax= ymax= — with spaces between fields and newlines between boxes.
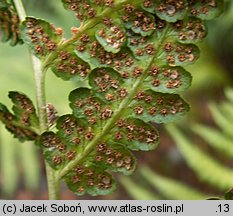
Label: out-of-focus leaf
xmin=140 ymin=167 xmax=206 ymax=200
xmin=209 ymin=103 xmax=233 ymax=137
xmin=0 ymin=125 xmax=18 ymax=196
xmin=120 ymin=176 xmax=160 ymax=200
xmin=18 ymin=142 xmax=40 ymax=191
xmin=167 ymin=124 xmax=233 ymax=190
xmin=0 ymin=0 xmax=23 ymax=45
xmin=192 ymin=124 xmax=233 ymax=158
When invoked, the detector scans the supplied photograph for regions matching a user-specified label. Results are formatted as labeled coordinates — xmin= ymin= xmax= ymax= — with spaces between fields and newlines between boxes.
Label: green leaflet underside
xmin=0 ymin=0 xmax=23 ymax=45
xmin=23 ymin=0 xmax=223 ymax=196
xmin=0 ymin=92 xmax=39 ymax=141
xmin=20 ymin=17 xmax=62 ymax=59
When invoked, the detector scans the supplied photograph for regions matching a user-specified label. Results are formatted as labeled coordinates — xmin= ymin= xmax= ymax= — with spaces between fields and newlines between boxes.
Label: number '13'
xmin=218 ymin=204 xmax=229 ymax=212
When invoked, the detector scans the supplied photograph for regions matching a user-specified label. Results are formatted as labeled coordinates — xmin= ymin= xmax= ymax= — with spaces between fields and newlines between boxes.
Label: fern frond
xmin=221 ymin=102 xmax=233 ymax=123
xmin=166 ymin=124 xmax=233 ymax=190
xmin=120 ymin=176 xmax=160 ymax=200
xmin=192 ymin=124 xmax=233 ymax=158
xmin=0 ymin=0 xmax=23 ymax=45
xmin=225 ymin=88 xmax=233 ymax=104
xmin=140 ymin=167 xmax=206 ymax=200
xmin=209 ymin=103 xmax=233 ymax=137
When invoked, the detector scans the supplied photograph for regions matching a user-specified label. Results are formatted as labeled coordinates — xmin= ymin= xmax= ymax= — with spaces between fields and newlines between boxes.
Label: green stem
xmin=12 ymin=0 xmax=26 ymax=21
xmin=13 ymin=0 xmax=60 ymax=200
xmin=45 ymin=162 xmax=60 ymax=200
xmin=32 ymin=57 xmax=60 ymax=199
xmin=31 ymin=55 xmax=47 ymax=131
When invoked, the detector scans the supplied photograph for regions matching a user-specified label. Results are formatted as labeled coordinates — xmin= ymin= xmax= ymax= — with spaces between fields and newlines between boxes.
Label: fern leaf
xmin=209 ymin=103 xmax=233 ymax=137
xmin=0 ymin=0 xmax=23 ymax=45
xmin=0 ymin=92 xmax=39 ymax=141
xmin=167 ymin=124 xmax=233 ymax=190
xmin=225 ymin=88 xmax=233 ymax=103
xmin=221 ymin=102 xmax=233 ymax=123
xmin=21 ymin=17 xmax=63 ymax=60
xmin=192 ymin=124 xmax=233 ymax=158
xmin=140 ymin=167 xmax=206 ymax=200
xmin=120 ymin=176 xmax=160 ymax=200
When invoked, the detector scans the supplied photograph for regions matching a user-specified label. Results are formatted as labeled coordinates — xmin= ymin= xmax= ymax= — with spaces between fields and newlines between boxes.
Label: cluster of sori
xmin=113 ymin=118 xmax=159 ymax=150
xmin=94 ymin=142 xmax=135 ymax=171
xmin=0 ymin=0 xmax=22 ymax=45
xmin=0 ymin=92 xmax=38 ymax=140
xmin=54 ymin=51 xmax=91 ymax=79
xmin=40 ymin=129 xmax=77 ymax=166
xmin=141 ymin=0 xmax=221 ymax=21
xmin=23 ymin=17 xmax=62 ymax=57
xmin=67 ymin=165 xmax=115 ymax=195
xmin=38 ymin=111 xmax=138 ymax=195
xmin=131 ymin=91 xmax=186 ymax=118
xmin=63 ymin=0 xmax=115 ymax=21
xmin=9 ymin=92 xmax=37 ymax=127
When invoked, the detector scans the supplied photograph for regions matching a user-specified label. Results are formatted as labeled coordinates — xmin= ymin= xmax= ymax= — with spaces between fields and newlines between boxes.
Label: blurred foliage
xmin=0 ymin=0 xmax=23 ymax=45
xmin=120 ymin=176 xmax=160 ymax=200
xmin=0 ymin=124 xmax=40 ymax=197
xmin=225 ymin=188 xmax=233 ymax=200
xmin=140 ymin=167 xmax=206 ymax=200
xmin=167 ymin=125 xmax=233 ymax=191
xmin=121 ymin=168 xmax=206 ymax=200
